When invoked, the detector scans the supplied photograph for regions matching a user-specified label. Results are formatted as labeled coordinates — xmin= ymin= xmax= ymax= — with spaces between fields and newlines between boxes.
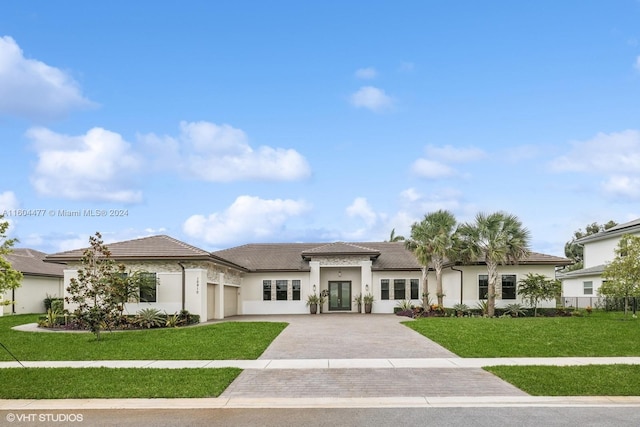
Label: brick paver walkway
xmin=220 ymin=314 xmax=527 ymax=398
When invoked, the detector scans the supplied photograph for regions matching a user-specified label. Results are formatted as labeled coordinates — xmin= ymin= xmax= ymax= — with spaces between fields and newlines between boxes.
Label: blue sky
xmin=1 ymin=1 xmax=639 ymax=256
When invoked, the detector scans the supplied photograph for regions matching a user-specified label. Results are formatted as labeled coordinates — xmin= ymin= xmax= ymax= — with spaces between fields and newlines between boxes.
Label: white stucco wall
xmin=427 ymin=264 xmax=559 ymax=309
xmin=583 ymin=230 xmax=640 ymax=268
xmin=2 ymin=275 xmax=64 ymax=315
xmin=371 ymin=271 xmax=423 ymax=313
xmin=241 ymin=272 xmax=310 ymax=315
xmin=562 ymin=274 xmax=600 ymax=297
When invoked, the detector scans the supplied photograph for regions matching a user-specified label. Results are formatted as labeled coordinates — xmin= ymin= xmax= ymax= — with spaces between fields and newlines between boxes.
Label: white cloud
xmin=0 ymin=36 xmax=95 ymax=121
xmin=424 ymin=144 xmax=487 ymax=163
xmin=550 ymin=130 xmax=640 ymax=173
xmin=550 ymin=130 xmax=640 ymax=199
xmin=349 ymin=86 xmax=394 ymax=112
xmin=183 ymin=195 xmax=311 ymax=245
xmin=601 ymin=176 xmax=640 ymax=199
xmin=412 ymin=144 xmax=486 ymax=180
xmin=411 ymin=158 xmax=455 ymax=178
xmin=346 ymin=197 xmax=377 ymax=227
xmin=0 ymin=191 xmax=18 ymax=211
xmin=27 ymin=127 xmax=142 ymax=203
xmin=139 ymin=121 xmax=311 ymax=182
xmin=635 ymin=56 xmax=640 ymax=71
xmin=354 ymin=67 xmax=377 ymax=79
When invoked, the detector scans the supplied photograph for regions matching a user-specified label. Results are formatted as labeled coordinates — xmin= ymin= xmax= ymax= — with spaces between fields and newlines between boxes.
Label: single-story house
xmin=3 ymin=249 xmax=65 ymax=315
xmin=560 ymin=218 xmax=640 ymax=308
xmin=45 ymin=235 xmax=571 ymax=321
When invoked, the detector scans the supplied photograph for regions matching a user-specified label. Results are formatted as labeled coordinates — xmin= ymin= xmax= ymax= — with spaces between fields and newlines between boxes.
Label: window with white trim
xmin=583 ymin=281 xmax=593 ymax=295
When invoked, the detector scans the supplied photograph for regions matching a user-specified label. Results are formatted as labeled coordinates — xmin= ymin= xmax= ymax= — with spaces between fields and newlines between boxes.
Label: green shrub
xmin=503 ymin=303 xmax=527 ymax=317
xmin=136 ymin=308 xmax=165 ymax=329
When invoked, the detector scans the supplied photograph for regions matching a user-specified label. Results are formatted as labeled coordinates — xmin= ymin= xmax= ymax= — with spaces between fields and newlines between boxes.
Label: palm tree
xmin=455 ymin=212 xmax=531 ymax=317
xmin=407 ymin=210 xmax=457 ymax=307
xmin=388 ymin=228 xmax=405 ymax=242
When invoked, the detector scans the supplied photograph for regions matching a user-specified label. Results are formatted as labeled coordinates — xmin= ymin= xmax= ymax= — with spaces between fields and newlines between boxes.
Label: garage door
xmin=224 ymin=286 xmax=238 ymax=317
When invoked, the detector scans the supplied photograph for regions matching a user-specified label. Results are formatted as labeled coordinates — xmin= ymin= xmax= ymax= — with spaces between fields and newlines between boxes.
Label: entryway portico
xmin=303 ymin=243 xmax=378 ymax=313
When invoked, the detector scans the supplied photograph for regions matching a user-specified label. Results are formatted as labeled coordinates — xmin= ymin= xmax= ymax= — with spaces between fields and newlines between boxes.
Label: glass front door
xmin=329 ymin=281 xmax=351 ymax=311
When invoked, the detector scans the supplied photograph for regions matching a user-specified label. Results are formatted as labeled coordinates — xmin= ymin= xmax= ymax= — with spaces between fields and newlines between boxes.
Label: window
xmin=478 ymin=275 xmax=488 ymax=299
xmin=276 ymin=280 xmax=288 ymax=300
xmin=263 ymin=280 xmax=272 ymax=301
xmin=381 ymin=279 xmax=389 ymax=300
xmin=394 ymin=279 xmax=406 ymax=300
xmin=139 ymin=272 xmax=157 ymax=303
xmin=410 ymin=279 xmax=419 ymax=300
xmin=501 ymin=275 xmax=516 ymax=300
xmin=292 ymin=280 xmax=301 ymax=300
xmin=583 ymin=281 xmax=593 ymax=295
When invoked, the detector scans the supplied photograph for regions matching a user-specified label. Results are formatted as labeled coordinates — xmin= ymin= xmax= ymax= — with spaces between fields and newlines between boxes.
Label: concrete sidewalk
xmin=1 ymin=356 xmax=639 ymax=369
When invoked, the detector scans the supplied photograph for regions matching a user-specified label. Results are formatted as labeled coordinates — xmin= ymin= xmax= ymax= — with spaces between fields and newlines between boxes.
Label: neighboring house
xmin=560 ymin=218 xmax=640 ymax=307
xmin=45 ymin=235 xmax=571 ymax=321
xmin=3 ymin=249 xmax=65 ymax=315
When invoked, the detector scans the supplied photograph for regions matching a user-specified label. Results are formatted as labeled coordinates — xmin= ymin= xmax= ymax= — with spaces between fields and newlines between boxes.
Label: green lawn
xmin=0 ymin=314 xmax=287 ymax=360
xmin=485 ymin=365 xmax=640 ymax=396
xmin=0 ymin=367 xmax=241 ymax=398
xmin=404 ymin=311 xmax=640 ymax=357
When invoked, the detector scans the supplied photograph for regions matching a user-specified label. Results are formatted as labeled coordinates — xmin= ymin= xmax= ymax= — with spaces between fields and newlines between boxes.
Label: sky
xmin=1 ymin=1 xmax=639 ymax=257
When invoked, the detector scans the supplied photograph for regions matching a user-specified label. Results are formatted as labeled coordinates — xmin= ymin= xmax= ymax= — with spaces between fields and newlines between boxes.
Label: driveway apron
xmin=220 ymin=314 xmax=527 ymax=398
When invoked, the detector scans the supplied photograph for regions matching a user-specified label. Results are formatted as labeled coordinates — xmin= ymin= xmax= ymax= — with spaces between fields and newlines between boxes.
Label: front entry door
xmin=329 ymin=281 xmax=351 ymax=311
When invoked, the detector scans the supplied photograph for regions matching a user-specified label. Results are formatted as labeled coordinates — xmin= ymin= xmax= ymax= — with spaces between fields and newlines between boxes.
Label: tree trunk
xmin=421 ymin=266 xmax=428 ymax=308
xmin=434 ymin=258 xmax=444 ymax=307
xmin=487 ymin=260 xmax=498 ymax=317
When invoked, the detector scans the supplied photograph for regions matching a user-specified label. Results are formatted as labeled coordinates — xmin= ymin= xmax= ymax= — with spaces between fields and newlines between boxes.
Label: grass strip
xmin=404 ymin=311 xmax=640 ymax=357
xmin=0 ymin=367 xmax=241 ymax=399
xmin=0 ymin=315 xmax=286 ymax=361
xmin=485 ymin=364 xmax=640 ymax=396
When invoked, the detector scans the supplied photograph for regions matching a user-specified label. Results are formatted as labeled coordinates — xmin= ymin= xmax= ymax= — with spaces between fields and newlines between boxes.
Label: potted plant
xmin=319 ymin=289 xmax=329 ymax=314
xmin=306 ymin=293 xmax=319 ymax=314
xmin=363 ymin=293 xmax=375 ymax=313
xmin=353 ymin=293 xmax=362 ymax=313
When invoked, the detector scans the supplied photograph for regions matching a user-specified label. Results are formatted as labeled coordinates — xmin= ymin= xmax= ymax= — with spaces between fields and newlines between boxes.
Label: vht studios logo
xmin=6 ymin=412 xmax=84 ymax=422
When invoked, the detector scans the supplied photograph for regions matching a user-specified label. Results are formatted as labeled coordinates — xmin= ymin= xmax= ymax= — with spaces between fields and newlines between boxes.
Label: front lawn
xmin=0 ymin=314 xmax=287 ymax=361
xmin=0 ymin=367 xmax=241 ymax=398
xmin=404 ymin=311 xmax=640 ymax=357
xmin=485 ymin=365 xmax=640 ymax=396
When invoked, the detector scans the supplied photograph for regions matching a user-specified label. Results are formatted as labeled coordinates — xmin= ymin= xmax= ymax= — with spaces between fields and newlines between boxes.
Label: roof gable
xmin=301 ymin=242 xmax=381 ymax=258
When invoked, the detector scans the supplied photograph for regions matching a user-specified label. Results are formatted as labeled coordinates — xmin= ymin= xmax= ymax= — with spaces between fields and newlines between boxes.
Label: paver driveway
xmin=254 ymin=313 xmax=457 ymax=359
xmin=221 ymin=314 xmax=527 ymax=398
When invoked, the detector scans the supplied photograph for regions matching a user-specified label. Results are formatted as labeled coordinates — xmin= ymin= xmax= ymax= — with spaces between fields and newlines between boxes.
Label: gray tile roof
xmin=519 ymin=251 xmax=573 ymax=265
xmin=46 ymin=235 xmax=212 ymax=262
xmin=301 ymin=242 xmax=381 ymax=257
xmin=557 ymin=264 xmax=605 ymax=279
xmin=43 ymin=234 xmax=572 ymax=274
xmin=5 ymin=249 xmax=64 ymax=277
xmin=214 ymin=242 xmax=425 ymax=272
xmin=576 ymin=218 xmax=640 ymax=244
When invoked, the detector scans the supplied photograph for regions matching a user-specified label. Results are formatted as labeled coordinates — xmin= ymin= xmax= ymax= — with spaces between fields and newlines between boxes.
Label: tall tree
xmin=0 ymin=215 xmax=22 ymax=301
xmin=455 ymin=212 xmax=531 ymax=317
xmin=564 ymin=220 xmax=617 ymax=271
xmin=387 ymin=228 xmax=405 ymax=242
xmin=600 ymin=234 xmax=640 ymax=316
xmin=65 ymin=232 xmax=156 ymax=340
xmin=517 ymin=273 xmax=560 ymax=317
xmin=407 ymin=210 xmax=457 ymax=307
